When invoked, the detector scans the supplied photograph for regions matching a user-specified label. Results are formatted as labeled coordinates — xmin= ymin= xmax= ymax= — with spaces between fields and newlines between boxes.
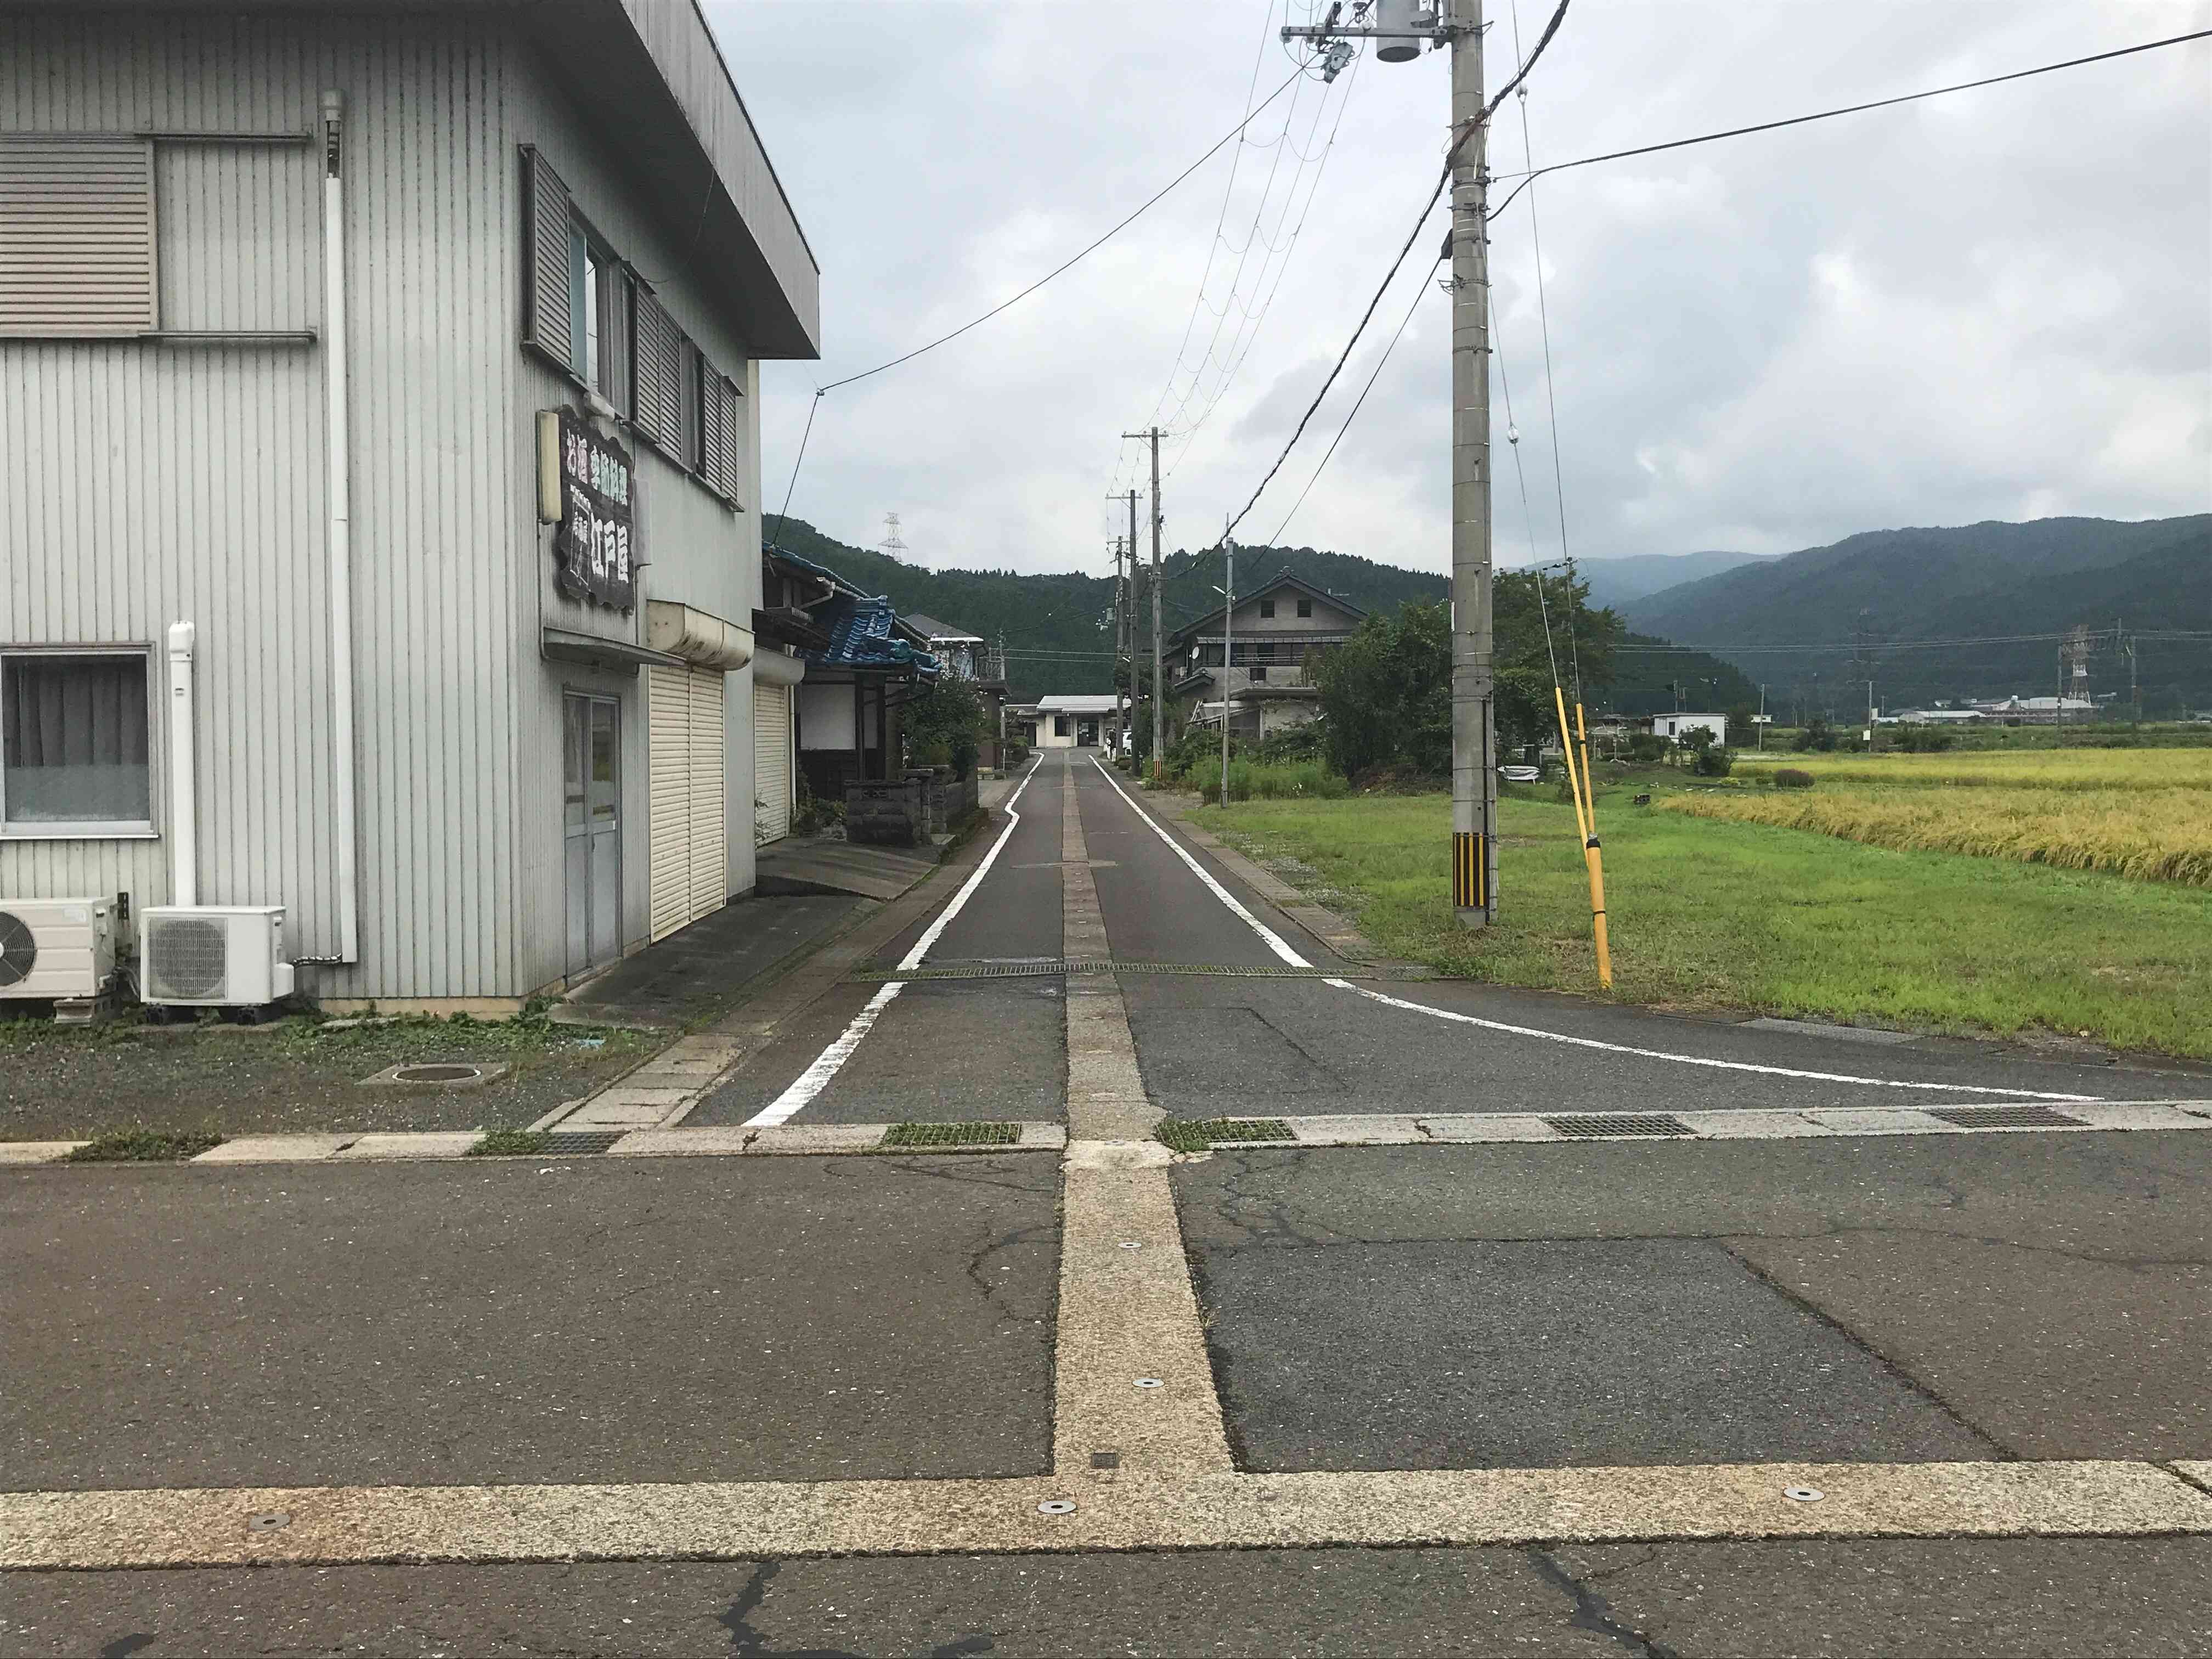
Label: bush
xmin=1190 ymin=758 xmax=1351 ymax=802
xmin=1692 ymin=746 xmax=1734 ymax=777
xmin=1773 ymin=768 xmax=1815 ymax=789
xmin=1626 ymin=732 xmax=1667 ymax=763
xmin=1793 ymin=716 xmax=1839 ymax=753
xmin=1892 ymin=724 xmax=1959 ymax=753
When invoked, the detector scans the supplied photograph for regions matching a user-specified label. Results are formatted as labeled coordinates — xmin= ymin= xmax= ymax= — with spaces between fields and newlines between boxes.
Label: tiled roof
xmin=805 ymin=594 xmax=941 ymax=678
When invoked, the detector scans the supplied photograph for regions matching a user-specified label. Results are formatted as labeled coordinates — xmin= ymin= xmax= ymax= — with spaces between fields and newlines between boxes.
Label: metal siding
xmin=0 ymin=12 xmax=523 ymax=1002
xmin=153 ymin=139 xmax=314 ymax=332
xmin=0 ymin=135 xmax=157 ymax=335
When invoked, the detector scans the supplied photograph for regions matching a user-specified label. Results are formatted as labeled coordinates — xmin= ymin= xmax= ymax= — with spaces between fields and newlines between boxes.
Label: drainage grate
xmin=1544 ymin=1113 xmax=1694 ymax=1139
xmin=1156 ymin=1118 xmax=1296 ymax=1153
xmin=881 ymin=1121 xmax=1021 ymax=1149
xmin=538 ymin=1131 xmax=627 ymax=1156
xmin=848 ymin=961 xmax=1352 ymax=983
xmin=1926 ymin=1105 xmax=2086 ymax=1130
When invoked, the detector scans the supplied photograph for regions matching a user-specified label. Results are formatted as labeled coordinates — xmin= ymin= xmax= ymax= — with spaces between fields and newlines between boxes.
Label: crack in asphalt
xmin=1527 ymin=1548 xmax=1681 ymax=1659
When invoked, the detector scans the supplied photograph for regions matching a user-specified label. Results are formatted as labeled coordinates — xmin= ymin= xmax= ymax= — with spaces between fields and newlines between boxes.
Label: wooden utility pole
xmin=1124 ymin=427 xmax=1165 ymax=776
xmin=1125 ymin=489 xmax=1141 ymax=751
xmin=1110 ymin=535 xmax=1127 ymax=754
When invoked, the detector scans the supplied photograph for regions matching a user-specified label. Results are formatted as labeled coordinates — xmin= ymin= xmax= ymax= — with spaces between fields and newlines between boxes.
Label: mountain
xmin=764 ymin=519 xmax=1448 ymax=702
xmin=1619 ymin=516 xmax=2212 ymax=714
xmin=1561 ymin=550 xmax=1781 ymax=612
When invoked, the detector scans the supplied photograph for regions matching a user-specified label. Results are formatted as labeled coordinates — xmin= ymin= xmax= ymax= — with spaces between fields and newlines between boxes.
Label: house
xmin=1649 ymin=713 xmax=1729 ymax=745
xmin=1166 ymin=573 xmax=1365 ymax=744
xmin=1035 ymin=695 xmax=1121 ymax=748
xmin=0 ymin=1 xmax=817 ymax=1011
xmin=767 ymin=552 xmax=940 ymax=807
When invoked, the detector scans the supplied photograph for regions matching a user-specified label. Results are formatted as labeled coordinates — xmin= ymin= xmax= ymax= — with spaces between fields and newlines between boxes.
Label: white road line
xmin=742 ymin=758 xmax=1043 ymax=1128
xmin=1090 ymin=757 xmax=2103 ymax=1105
xmin=1087 ymin=758 xmax=1310 ymax=967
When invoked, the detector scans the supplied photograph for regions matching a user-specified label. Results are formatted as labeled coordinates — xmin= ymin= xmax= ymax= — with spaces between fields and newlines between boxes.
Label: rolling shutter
xmin=753 ymin=682 xmax=791 ymax=844
xmin=647 ymin=664 xmax=693 ymax=943
xmin=646 ymin=664 xmax=730 ymax=941
xmin=0 ymin=136 xmax=156 ymax=336
xmin=632 ymin=289 xmax=684 ymax=459
xmin=687 ymin=669 xmax=728 ymax=920
xmin=520 ymin=146 xmax=573 ymax=370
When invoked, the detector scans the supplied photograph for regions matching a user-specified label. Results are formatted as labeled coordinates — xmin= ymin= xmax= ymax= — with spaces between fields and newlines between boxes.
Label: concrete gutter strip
xmin=5 ymin=1460 xmax=2205 ymax=1571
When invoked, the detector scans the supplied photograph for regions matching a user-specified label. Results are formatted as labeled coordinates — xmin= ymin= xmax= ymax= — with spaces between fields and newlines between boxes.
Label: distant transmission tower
xmin=879 ymin=512 xmax=910 ymax=559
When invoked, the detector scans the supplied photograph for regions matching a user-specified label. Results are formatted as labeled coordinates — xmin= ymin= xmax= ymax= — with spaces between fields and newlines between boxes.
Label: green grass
xmin=1156 ymin=1118 xmax=1296 ymax=1153
xmin=64 ymin=1127 xmax=224 ymax=1162
xmin=1191 ymin=785 xmax=2212 ymax=1059
xmin=466 ymin=1128 xmax=550 ymax=1156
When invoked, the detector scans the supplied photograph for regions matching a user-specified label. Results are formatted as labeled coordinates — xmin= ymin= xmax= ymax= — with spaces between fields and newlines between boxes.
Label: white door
xmin=754 ymin=681 xmax=792 ymax=843
xmin=647 ymin=664 xmax=729 ymax=943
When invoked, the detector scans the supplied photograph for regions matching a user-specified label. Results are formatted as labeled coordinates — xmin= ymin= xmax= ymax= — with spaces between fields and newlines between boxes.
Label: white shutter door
xmin=0 ymin=136 xmax=157 ymax=335
xmin=687 ymin=670 xmax=728 ymax=922
xmin=753 ymin=683 xmax=791 ymax=844
xmin=647 ymin=665 xmax=693 ymax=943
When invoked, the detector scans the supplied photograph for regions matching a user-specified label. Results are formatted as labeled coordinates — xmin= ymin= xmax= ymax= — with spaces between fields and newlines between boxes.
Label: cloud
xmin=709 ymin=0 xmax=2212 ymax=580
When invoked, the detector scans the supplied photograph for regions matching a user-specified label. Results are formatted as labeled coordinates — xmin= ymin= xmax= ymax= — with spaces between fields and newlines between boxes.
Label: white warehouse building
xmin=0 ymin=0 xmax=820 ymax=1011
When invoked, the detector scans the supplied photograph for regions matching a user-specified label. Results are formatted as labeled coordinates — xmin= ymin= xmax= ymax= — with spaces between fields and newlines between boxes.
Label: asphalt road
xmin=8 ymin=747 xmax=2209 ymax=1657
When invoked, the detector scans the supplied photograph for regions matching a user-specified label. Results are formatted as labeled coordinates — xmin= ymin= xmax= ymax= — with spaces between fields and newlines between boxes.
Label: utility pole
xmin=1124 ymin=427 xmax=1165 ymax=778
xmin=1126 ymin=489 xmax=1141 ymax=752
xmin=1280 ymin=0 xmax=1493 ymax=921
xmin=1110 ymin=535 xmax=1127 ymax=756
xmin=1220 ymin=528 xmax=1235 ymax=809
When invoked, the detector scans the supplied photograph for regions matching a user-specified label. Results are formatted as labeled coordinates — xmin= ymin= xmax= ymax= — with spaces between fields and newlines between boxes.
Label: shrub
xmin=1773 ymin=768 xmax=1815 ymax=789
xmin=1793 ymin=716 xmax=1839 ymax=753
xmin=1626 ymin=732 xmax=1667 ymax=763
xmin=1692 ymin=745 xmax=1734 ymax=777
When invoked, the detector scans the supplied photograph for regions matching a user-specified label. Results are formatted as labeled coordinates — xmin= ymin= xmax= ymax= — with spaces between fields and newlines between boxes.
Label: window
xmin=0 ymin=136 xmax=157 ymax=336
xmin=1296 ymin=597 xmax=1313 ymax=618
xmin=1 ymin=652 xmax=153 ymax=834
xmin=1259 ymin=599 xmax=1276 ymax=619
xmin=1053 ymin=715 xmax=1070 ymax=737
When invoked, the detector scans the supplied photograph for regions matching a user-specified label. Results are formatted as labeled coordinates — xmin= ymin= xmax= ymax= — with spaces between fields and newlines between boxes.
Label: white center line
xmin=742 ymin=758 xmax=1043 ymax=1128
xmin=1088 ymin=756 xmax=2103 ymax=1105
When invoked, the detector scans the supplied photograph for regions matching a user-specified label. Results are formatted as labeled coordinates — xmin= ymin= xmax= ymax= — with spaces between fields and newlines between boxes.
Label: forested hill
xmin=764 ymin=519 xmax=1452 ymax=701
xmin=1621 ymin=515 xmax=2212 ymax=712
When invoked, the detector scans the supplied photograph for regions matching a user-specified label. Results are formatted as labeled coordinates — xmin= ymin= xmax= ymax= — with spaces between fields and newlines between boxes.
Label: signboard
xmin=1750 ymin=714 xmax=1773 ymax=724
xmin=539 ymin=409 xmax=636 ymax=610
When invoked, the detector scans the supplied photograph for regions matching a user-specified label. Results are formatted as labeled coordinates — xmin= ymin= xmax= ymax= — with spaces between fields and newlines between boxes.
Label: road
xmin=5 ymin=747 xmax=2210 ymax=1657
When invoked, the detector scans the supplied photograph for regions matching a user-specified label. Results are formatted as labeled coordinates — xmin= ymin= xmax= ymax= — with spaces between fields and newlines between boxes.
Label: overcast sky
xmin=706 ymin=1 xmax=2211 ymax=579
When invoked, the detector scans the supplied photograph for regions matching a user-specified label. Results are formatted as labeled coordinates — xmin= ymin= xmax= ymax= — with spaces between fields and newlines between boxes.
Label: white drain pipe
xmin=165 ymin=621 xmax=198 ymax=907
xmin=320 ymin=88 xmax=360 ymax=964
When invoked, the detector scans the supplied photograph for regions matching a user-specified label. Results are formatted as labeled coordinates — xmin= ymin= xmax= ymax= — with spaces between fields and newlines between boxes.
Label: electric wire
xmin=1483 ymin=27 xmax=2212 ymax=222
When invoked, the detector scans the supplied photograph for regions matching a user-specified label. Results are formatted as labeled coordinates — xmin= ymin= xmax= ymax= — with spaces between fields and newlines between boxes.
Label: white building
xmin=1034 ymin=695 xmax=1120 ymax=748
xmin=0 ymin=1 xmax=819 ymax=1011
xmin=1650 ymin=713 xmax=1729 ymax=745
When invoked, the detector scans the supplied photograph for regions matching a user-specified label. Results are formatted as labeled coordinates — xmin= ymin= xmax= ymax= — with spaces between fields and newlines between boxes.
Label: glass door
xmin=563 ymin=692 xmax=622 ymax=975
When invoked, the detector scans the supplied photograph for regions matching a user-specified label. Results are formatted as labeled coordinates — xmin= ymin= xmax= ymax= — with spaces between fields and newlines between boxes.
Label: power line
xmin=1484 ymin=28 xmax=2212 ymax=222
xmin=1214 ymin=0 xmax=1574 ymax=544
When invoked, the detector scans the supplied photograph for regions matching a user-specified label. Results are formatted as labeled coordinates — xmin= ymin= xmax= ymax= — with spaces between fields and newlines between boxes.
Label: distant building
xmin=1967 ymin=696 xmax=2097 ymax=726
xmin=1167 ymin=574 xmax=1366 ymax=744
xmin=1649 ymin=713 xmax=1729 ymax=745
xmin=1878 ymin=708 xmax=1985 ymax=726
xmin=1034 ymin=695 xmax=1120 ymax=749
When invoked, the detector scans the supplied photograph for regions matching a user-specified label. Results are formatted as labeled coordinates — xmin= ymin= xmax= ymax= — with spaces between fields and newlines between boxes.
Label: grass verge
xmin=64 ymin=1128 xmax=224 ymax=1163
xmin=1190 ymin=786 xmax=2212 ymax=1059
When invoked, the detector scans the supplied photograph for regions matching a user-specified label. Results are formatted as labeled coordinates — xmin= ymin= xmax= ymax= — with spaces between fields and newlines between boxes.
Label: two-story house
xmin=1167 ymin=573 xmax=1366 ymax=744
xmin=0 ymin=0 xmax=819 ymax=1011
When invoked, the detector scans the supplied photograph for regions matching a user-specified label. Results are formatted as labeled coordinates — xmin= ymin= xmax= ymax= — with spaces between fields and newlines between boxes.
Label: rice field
xmin=1667 ymin=749 xmax=2212 ymax=885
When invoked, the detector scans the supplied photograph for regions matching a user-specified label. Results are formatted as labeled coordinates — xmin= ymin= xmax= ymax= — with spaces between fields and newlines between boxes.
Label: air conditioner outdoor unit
xmin=0 ymin=898 xmax=119 ymax=1001
xmin=141 ymin=905 xmax=295 ymax=1008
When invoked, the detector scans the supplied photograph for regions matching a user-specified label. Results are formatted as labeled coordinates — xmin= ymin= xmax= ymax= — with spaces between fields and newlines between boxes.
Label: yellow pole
xmin=1554 ymin=689 xmax=1613 ymax=988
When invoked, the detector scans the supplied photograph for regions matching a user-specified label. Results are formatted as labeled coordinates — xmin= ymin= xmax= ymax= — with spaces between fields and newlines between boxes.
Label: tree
xmin=901 ymin=678 xmax=986 ymax=777
xmin=1314 ymin=600 xmax=1451 ymax=780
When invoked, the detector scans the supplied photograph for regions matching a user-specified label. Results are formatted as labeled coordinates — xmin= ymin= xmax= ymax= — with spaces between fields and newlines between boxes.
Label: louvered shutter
xmin=520 ymin=146 xmax=573 ymax=370
xmin=632 ymin=290 xmax=684 ymax=459
xmin=602 ymin=264 xmax=634 ymax=418
xmin=753 ymin=682 xmax=791 ymax=843
xmin=0 ymin=136 xmax=156 ymax=336
xmin=701 ymin=370 xmax=744 ymax=505
xmin=678 ymin=335 xmax=703 ymax=472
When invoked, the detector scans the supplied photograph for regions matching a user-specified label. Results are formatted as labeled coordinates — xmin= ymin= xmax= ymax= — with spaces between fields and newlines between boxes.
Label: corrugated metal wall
xmin=0 ymin=11 xmax=522 ymax=1001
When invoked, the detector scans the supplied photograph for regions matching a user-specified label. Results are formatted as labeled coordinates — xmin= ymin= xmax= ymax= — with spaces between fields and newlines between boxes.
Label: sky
xmin=706 ymin=0 xmax=2212 ymax=580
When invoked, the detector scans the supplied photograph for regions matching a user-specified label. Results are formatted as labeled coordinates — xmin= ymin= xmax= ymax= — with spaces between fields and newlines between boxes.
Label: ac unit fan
xmin=0 ymin=911 xmax=38 ymax=989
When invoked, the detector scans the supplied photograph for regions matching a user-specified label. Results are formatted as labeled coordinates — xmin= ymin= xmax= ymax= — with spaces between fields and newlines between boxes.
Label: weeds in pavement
xmin=65 ymin=1128 xmax=224 ymax=1162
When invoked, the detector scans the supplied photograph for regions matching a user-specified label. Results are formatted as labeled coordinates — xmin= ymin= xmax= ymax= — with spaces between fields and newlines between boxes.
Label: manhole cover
xmin=362 ymin=1061 xmax=510 ymax=1090
xmin=1545 ymin=1113 xmax=1694 ymax=1138
xmin=394 ymin=1064 xmax=482 ymax=1084
xmin=1926 ymin=1105 xmax=2085 ymax=1130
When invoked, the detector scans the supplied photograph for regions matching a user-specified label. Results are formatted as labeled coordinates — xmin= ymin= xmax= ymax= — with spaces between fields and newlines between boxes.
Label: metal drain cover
xmin=881 ymin=1121 xmax=1021 ymax=1149
xmin=1545 ymin=1113 xmax=1694 ymax=1139
xmin=539 ymin=1131 xmax=625 ymax=1156
xmin=1927 ymin=1105 xmax=2086 ymax=1130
